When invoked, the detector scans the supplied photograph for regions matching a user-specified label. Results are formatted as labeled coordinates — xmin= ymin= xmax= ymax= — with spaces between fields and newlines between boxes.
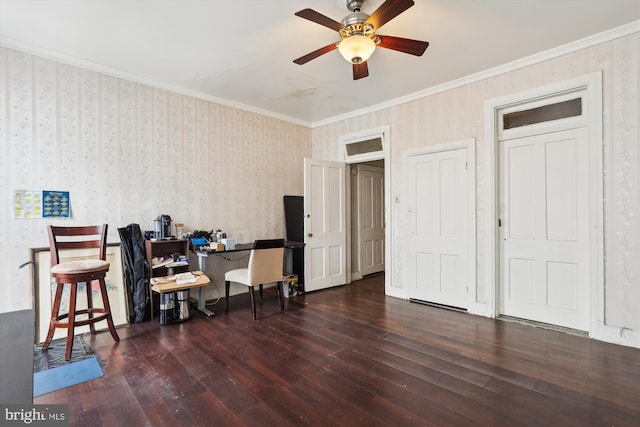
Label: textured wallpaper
xmin=0 ymin=46 xmax=311 ymax=313
xmin=1 ymin=32 xmax=637 ymax=346
xmin=312 ymin=34 xmax=639 ymax=337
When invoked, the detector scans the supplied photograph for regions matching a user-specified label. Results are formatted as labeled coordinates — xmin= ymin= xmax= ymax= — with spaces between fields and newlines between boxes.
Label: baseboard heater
xmin=409 ymin=298 xmax=467 ymax=313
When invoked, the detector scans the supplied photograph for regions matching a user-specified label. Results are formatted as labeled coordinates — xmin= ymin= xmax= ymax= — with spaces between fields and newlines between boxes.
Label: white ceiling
xmin=0 ymin=0 xmax=638 ymax=126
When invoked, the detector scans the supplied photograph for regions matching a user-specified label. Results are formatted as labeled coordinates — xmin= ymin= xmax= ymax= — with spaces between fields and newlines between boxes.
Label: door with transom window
xmin=499 ymin=127 xmax=590 ymax=330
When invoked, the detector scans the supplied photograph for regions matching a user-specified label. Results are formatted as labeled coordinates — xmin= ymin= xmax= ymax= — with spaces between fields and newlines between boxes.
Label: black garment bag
xmin=118 ymin=224 xmax=150 ymax=322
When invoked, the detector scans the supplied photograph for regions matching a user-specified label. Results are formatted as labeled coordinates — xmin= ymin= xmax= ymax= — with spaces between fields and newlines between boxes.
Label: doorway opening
xmin=340 ymin=125 xmax=390 ymax=290
xmin=350 ymin=160 xmax=385 ymax=281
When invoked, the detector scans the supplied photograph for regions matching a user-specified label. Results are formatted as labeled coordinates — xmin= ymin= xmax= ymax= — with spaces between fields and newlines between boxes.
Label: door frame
xmin=482 ymin=71 xmax=604 ymax=336
xmin=403 ymin=138 xmax=477 ymax=307
xmin=357 ymin=163 xmax=385 ymax=279
xmin=339 ymin=125 xmax=395 ymax=296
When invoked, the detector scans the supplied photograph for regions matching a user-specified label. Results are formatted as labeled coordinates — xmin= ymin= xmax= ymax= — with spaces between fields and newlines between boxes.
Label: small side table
xmin=151 ymin=271 xmax=210 ymax=324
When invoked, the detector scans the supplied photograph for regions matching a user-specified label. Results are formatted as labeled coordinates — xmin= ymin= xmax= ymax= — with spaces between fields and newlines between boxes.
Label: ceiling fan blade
xmin=353 ymin=61 xmax=369 ymax=80
xmin=364 ymin=0 xmax=415 ymax=31
xmin=295 ymin=8 xmax=345 ymax=32
xmin=376 ymin=35 xmax=429 ymax=56
xmin=293 ymin=43 xmax=339 ymax=65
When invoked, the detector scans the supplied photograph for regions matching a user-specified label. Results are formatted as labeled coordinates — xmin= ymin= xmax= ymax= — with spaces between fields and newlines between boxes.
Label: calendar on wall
xmin=12 ymin=190 xmax=70 ymax=219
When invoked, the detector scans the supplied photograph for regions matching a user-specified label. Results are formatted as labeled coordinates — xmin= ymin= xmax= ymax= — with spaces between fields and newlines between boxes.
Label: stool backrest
xmin=47 ymin=224 xmax=108 ymax=266
xmin=248 ymin=239 xmax=284 ymax=285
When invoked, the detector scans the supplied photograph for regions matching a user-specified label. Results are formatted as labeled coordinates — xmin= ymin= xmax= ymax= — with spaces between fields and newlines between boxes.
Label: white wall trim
xmin=340 ymin=125 xmax=391 ymax=163
xmin=0 ymin=37 xmax=312 ymax=128
xmin=313 ymin=21 xmax=639 ymax=128
xmin=402 ymin=138 xmax=477 ymax=308
xmin=594 ymin=324 xmax=640 ymax=349
xmin=3 ymin=21 xmax=637 ymax=130
xmin=356 ymin=163 xmax=385 ymax=278
xmin=483 ymin=71 xmax=611 ymax=342
xmin=341 ymin=125 xmax=393 ymax=296
xmin=385 ymin=286 xmax=406 ymax=300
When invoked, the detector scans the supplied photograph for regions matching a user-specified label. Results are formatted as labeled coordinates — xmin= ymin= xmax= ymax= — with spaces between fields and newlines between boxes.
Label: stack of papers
xmin=151 ymin=255 xmax=189 ymax=269
xmin=175 ymin=272 xmax=197 ymax=285
xmin=151 ymin=256 xmax=174 ymax=269
xmin=164 ymin=260 xmax=189 ymax=268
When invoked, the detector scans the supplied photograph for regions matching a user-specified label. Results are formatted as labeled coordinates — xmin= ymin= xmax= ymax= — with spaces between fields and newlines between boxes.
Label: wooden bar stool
xmin=41 ymin=224 xmax=120 ymax=360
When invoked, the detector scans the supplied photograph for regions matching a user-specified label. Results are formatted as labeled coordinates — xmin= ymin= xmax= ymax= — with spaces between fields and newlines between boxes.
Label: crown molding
xmin=312 ymin=20 xmax=640 ymax=128
xmin=2 ymin=20 xmax=637 ymax=130
xmin=0 ymin=37 xmax=312 ymax=128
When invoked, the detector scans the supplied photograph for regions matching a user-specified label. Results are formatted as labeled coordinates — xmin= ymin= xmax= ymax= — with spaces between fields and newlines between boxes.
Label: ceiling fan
xmin=293 ymin=0 xmax=429 ymax=80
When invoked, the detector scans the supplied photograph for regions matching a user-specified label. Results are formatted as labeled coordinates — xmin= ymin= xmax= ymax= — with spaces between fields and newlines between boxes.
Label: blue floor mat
xmin=33 ymin=356 xmax=103 ymax=397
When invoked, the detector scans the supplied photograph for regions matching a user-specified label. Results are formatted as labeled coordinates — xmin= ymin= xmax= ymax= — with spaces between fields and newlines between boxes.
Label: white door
xmin=360 ymin=165 xmax=385 ymax=276
xmin=304 ymin=158 xmax=347 ymax=292
xmin=406 ymin=148 xmax=469 ymax=308
xmin=499 ymin=127 xmax=589 ymax=330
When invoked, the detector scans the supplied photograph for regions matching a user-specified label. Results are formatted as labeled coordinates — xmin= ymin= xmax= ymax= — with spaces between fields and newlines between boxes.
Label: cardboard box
xmin=282 ymin=273 xmax=299 ymax=298
xmin=220 ymin=238 xmax=235 ymax=250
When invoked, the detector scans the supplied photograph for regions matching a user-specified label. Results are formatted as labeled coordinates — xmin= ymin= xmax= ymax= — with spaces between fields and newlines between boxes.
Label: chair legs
xmin=224 ymin=281 xmax=284 ymax=320
xmin=249 ymin=287 xmax=257 ymax=320
xmin=42 ymin=277 xmax=120 ymax=361
xmin=276 ymin=281 xmax=284 ymax=313
xmin=225 ymin=281 xmax=258 ymax=319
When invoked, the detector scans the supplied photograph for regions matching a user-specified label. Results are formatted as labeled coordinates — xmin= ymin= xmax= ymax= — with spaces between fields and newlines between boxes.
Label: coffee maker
xmin=154 ymin=214 xmax=173 ymax=239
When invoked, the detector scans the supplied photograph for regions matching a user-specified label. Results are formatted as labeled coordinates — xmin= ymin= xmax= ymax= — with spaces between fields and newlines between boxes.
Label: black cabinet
xmin=284 ymin=195 xmax=304 ymax=288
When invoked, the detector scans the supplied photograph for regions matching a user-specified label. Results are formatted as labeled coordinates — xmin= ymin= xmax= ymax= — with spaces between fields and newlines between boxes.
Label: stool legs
xmin=86 ymin=279 xmax=95 ymax=335
xmin=41 ymin=282 xmax=65 ymax=353
xmin=42 ymin=277 xmax=120 ymax=361
xmin=65 ymin=279 xmax=79 ymax=361
xmin=98 ymin=277 xmax=120 ymax=343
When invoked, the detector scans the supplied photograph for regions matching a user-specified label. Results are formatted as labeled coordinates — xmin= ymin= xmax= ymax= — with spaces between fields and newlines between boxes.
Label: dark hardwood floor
xmin=35 ymin=274 xmax=640 ymax=426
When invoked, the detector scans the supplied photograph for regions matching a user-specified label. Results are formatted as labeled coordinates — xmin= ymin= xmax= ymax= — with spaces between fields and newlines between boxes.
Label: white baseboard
xmin=467 ymin=302 xmax=492 ymax=317
xmin=385 ymin=286 xmax=407 ymax=300
xmin=592 ymin=323 xmax=640 ymax=349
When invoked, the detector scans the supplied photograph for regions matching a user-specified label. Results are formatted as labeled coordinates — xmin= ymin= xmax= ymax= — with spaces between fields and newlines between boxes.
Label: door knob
xmin=307 ymin=233 xmax=313 ymax=237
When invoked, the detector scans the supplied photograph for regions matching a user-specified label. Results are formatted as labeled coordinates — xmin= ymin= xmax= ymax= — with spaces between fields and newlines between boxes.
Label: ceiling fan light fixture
xmin=338 ymin=35 xmax=375 ymax=64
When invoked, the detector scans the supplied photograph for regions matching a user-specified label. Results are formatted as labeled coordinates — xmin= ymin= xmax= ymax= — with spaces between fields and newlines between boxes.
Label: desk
xmin=150 ymin=270 xmax=211 ymax=293
xmin=151 ymin=271 xmax=210 ymax=322
xmin=146 ymin=239 xmax=190 ymax=321
xmin=193 ymin=241 xmax=303 ymax=317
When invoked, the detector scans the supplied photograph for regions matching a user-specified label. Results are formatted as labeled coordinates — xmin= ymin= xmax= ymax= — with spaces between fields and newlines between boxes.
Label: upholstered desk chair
xmin=42 ymin=224 xmax=120 ymax=360
xmin=225 ymin=239 xmax=285 ymax=319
